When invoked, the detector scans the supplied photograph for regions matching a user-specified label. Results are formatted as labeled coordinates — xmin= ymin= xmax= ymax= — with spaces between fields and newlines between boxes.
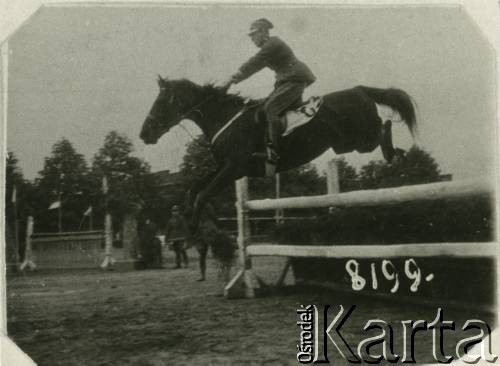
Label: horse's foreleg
xmin=185 ymin=171 xmax=218 ymax=213
xmin=190 ymin=163 xmax=236 ymax=231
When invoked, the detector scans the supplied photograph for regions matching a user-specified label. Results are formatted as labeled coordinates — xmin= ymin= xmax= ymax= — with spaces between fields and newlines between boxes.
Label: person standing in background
xmin=165 ymin=205 xmax=189 ymax=269
xmin=139 ymin=217 xmax=159 ymax=268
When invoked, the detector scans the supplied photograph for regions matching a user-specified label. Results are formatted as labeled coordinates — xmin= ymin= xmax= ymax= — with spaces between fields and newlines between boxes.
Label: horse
xmin=140 ymin=77 xmax=417 ymax=230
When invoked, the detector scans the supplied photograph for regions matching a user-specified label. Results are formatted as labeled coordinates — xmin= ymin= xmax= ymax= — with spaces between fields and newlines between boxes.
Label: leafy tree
xmin=359 ymin=146 xmax=441 ymax=189
xmin=35 ymin=138 xmax=91 ymax=232
xmin=279 ymin=164 xmax=326 ymax=197
xmin=179 ymin=136 xmax=327 ymax=218
xmin=181 ymin=136 xmax=217 ymax=183
xmin=5 ymin=152 xmax=24 ymax=217
xmin=91 ymin=131 xmax=152 ymax=224
xmin=6 ymin=152 xmax=23 ymax=188
xmin=357 ymin=160 xmax=387 ymax=190
xmin=179 ymin=136 xmax=235 ymax=215
xmin=332 ymin=157 xmax=359 ymax=192
xmin=5 ymin=152 xmax=28 ymax=261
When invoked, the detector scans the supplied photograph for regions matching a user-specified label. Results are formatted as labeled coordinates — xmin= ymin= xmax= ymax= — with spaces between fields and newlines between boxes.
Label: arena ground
xmin=6 ymin=251 xmax=496 ymax=366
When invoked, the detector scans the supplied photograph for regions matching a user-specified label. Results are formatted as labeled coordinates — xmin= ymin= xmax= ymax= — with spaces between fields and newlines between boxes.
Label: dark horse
xmin=140 ymin=77 xmax=417 ymax=229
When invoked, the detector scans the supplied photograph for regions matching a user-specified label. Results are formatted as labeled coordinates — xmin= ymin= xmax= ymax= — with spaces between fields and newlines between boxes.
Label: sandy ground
xmin=6 ymin=251 xmax=497 ymax=366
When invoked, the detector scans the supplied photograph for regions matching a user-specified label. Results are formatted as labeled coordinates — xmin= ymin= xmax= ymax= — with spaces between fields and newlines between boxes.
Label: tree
xmin=279 ymin=164 xmax=326 ymax=197
xmin=332 ymin=157 xmax=359 ymax=192
xmin=180 ymin=136 xmax=235 ymax=215
xmin=5 ymin=152 xmax=27 ymax=263
xmin=91 ymin=131 xmax=152 ymax=223
xmin=358 ymin=146 xmax=441 ymax=189
xmin=180 ymin=136 xmax=327 ymax=217
xmin=35 ymin=138 xmax=91 ymax=232
xmin=5 ymin=152 xmax=24 ymax=217
xmin=181 ymin=136 xmax=217 ymax=184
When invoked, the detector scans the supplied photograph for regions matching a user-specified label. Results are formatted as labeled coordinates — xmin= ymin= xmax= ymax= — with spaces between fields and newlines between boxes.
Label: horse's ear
xmin=157 ymin=75 xmax=168 ymax=88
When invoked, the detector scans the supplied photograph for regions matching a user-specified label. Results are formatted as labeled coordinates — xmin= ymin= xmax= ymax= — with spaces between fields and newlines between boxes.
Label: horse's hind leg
xmin=190 ymin=163 xmax=236 ymax=232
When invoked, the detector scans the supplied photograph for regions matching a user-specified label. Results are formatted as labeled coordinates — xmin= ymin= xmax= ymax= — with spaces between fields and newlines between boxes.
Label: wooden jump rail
xmin=247 ymin=242 xmax=497 ymax=258
xmin=245 ymin=179 xmax=492 ymax=211
xmin=224 ymin=170 xmax=496 ymax=299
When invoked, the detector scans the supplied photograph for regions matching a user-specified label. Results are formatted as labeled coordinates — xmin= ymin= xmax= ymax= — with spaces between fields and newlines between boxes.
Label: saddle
xmin=255 ymin=96 xmax=323 ymax=136
xmin=252 ymin=96 xmax=323 ymax=176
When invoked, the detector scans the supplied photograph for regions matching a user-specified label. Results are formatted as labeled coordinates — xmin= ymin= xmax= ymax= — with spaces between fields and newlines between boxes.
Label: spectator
xmin=165 ymin=205 xmax=189 ymax=269
xmin=139 ymin=218 xmax=159 ymax=268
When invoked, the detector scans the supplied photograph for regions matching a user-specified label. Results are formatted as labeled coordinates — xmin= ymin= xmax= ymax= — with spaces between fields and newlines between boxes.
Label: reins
xmin=161 ymin=87 xmax=216 ymax=127
xmin=155 ymin=85 xmax=259 ymax=147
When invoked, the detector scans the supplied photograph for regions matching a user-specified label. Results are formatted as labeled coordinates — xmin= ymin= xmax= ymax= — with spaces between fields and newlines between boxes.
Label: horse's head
xmin=140 ymin=76 xmax=187 ymax=144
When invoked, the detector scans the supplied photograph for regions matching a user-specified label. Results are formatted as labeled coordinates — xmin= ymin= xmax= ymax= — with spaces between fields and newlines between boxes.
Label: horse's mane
xmin=200 ymin=83 xmax=250 ymax=105
xmin=171 ymin=78 xmax=251 ymax=106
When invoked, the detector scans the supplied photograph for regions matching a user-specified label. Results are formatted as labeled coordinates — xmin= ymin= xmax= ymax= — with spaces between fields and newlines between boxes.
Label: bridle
xmin=147 ymin=87 xmax=216 ymax=135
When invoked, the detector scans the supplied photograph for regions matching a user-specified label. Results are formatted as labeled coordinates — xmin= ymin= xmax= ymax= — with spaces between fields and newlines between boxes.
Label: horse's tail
xmin=358 ymin=86 xmax=418 ymax=139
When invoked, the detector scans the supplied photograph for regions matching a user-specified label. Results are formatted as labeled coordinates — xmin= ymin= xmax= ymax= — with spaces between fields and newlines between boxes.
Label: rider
xmin=222 ymin=18 xmax=316 ymax=164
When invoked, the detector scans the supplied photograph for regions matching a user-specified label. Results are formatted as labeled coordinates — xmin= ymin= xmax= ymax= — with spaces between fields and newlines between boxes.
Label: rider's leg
xmin=264 ymin=82 xmax=306 ymax=161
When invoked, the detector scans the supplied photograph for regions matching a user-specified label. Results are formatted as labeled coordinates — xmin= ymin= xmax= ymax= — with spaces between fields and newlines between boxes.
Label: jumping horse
xmin=140 ymin=77 xmax=417 ymax=230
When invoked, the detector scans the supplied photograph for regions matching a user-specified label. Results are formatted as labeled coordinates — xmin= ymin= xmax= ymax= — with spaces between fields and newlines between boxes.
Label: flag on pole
xmin=11 ymin=185 xmax=16 ymax=203
xmin=83 ymin=206 xmax=92 ymax=216
xmin=102 ymin=176 xmax=108 ymax=194
xmin=48 ymin=201 xmax=61 ymax=210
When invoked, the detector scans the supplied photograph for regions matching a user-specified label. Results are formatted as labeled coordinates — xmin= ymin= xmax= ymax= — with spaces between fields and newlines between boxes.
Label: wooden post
xmin=122 ymin=213 xmax=139 ymax=260
xmin=57 ymin=195 xmax=62 ymax=233
xmin=224 ymin=177 xmax=256 ymax=298
xmin=275 ymin=173 xmax=284 ymax=225
xmin=327 ymin=159 xmax=340 ymax=195
xmin=100 ymin=176 xmax=114 ymax=269
xmin=20 ymin=216 xmax=36 ymax=271
xmin=100 ymin=212 xmax=115 ymax=269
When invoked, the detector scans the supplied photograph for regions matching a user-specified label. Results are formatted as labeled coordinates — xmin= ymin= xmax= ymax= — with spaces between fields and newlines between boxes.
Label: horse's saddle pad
xmin=282 ymin=96 xmax=323 ymax=137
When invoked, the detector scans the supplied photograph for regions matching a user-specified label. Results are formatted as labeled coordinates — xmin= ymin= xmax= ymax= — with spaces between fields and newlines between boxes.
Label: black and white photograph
xmin=1 ymin=1 xmax=499 ymax=365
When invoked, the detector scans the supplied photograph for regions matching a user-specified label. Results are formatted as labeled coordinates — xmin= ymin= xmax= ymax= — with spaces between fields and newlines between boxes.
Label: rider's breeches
xmin=264 ymin=81 xmax=306 ymax=148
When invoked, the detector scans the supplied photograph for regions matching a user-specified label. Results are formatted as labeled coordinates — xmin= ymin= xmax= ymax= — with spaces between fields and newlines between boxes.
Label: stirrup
xmin=266 ymin=144 xmax=279 ymax=165
xmin=251 ymin=152 xmax=268 ymax=160
xmin=251 ymin=147 xmax=279 ymax=165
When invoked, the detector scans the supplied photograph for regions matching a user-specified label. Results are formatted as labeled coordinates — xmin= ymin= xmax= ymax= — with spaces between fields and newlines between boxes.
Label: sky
xmin=4 ymin=4 xmax=497 ymax=181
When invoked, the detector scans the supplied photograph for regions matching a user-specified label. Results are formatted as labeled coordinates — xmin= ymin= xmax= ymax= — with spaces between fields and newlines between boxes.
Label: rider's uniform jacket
xmin=165 ymin=215 xmax=188 ymax=241
xmin=231 ymin=36 xmax=316 ymax=88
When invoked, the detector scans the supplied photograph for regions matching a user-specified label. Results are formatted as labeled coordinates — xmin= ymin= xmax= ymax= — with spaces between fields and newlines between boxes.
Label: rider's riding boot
xmin=251 ymin=116 xmax=281 ymax=165
xmin=266 ymin=118 xmax=281 ymax=165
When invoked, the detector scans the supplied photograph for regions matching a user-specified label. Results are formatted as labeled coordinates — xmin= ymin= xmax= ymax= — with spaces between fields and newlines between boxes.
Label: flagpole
xmin=20 ymin=216 xmax=36 ymax=271
xmin=101 ymin=176 xmax=114 ymax=269
xmin=57 ymin=170 xmax=64 ymax=233
xmin=89 ymin=210 xmax=93 ymax=230
xmin=58 ymin=193 xmax=62 ymax=233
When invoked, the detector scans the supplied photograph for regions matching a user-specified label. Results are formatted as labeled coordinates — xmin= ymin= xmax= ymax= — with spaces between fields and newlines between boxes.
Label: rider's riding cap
xmin=248 ymin=18 xmax=274 ymax=35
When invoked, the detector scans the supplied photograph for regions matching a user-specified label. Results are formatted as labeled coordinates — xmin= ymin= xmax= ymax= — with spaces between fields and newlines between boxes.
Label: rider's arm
xmin=231 ymin=37 xmax=280 ymax=84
